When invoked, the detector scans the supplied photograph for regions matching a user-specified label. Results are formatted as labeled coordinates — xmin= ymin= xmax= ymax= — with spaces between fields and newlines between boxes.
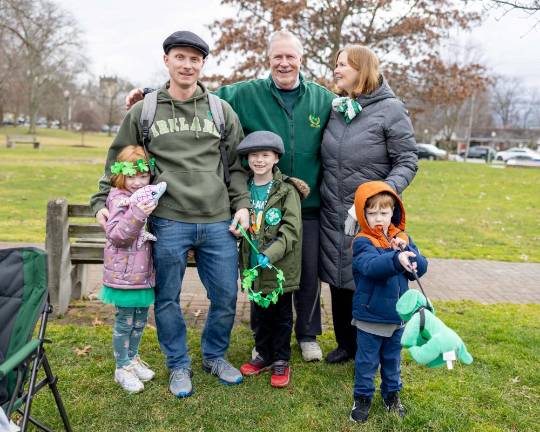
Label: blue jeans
xmin=150 ymin=217 xmax=239 ymax=370
xmin=353 ymin=327 xmax=404 ymax=400
xmin=113 ymin=307 xmax=149 ymax=368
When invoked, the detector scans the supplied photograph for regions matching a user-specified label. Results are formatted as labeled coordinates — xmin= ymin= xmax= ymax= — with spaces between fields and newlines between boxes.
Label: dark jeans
xmin=251 ymin=292 xmax=293 ymax=362
xmin=294 ymin=218 xmax=322 ymax=341
xmin=330 ymin=285 xmax=357 ymax=355
xmin=353 ymin=327 xmax=404 ymax=400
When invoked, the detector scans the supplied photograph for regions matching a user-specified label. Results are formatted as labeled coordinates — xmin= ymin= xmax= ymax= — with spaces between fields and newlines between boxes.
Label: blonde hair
xmin=365 ymin=192 xmax=395 ymax=210
xmin=268 ymin=30 xmax=303 ymax=57
xmin=110 ymin=145 xmax=149 ymax=190
xmin=335 ymin=44 xmax=380 ymax=97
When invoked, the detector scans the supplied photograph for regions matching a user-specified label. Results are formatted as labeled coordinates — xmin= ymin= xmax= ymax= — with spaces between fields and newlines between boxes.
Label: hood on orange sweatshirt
xmin=354 ymin=181 xmax=408 ymax=248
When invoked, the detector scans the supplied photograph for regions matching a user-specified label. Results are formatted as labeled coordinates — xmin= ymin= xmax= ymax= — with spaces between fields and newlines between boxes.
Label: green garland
xmin=241 ymin=265 xmax=285 ymax=308
xmin=236 ymin=223 xmax=286 ymax=308
xmin=111 ymin=158 xmax=155 ymax=176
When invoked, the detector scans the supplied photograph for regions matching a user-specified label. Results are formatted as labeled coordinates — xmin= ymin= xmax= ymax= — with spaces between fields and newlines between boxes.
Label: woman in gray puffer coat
xmin=319 ymin=44 xmax=418 ymax=364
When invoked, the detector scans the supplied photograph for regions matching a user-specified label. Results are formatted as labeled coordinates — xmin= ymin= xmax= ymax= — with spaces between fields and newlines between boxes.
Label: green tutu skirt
xmin=99 ymin=285 xmax=155 ymax=308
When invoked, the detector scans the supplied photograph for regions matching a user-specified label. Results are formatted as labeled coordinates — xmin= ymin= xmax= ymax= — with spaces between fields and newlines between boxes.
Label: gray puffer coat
xmin=319 ymin=77 xmax=418 ymax=290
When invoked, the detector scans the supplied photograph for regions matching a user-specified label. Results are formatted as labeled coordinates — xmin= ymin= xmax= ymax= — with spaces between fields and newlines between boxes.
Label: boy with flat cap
xmin=91 ymin=30 xmax=250 ymax=398
xmin=236 ymin=131 xmax=309 ymax=388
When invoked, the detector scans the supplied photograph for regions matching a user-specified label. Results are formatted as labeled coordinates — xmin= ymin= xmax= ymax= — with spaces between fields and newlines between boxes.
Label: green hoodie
xmin=216 ymin=75 xmax=335 ymax=218
xmin=90 ymin=82 xmax=250 ymax=223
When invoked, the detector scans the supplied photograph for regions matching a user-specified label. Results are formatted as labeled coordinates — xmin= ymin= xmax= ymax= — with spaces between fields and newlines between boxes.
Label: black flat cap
xmin=237 ymin=131 xmax=285 ymax=157
xmin=163 ymin=31 xmax=209 ymax=57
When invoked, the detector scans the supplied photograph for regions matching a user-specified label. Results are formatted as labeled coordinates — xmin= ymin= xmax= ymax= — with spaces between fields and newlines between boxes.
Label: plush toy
xmin=118 ymin=182 xmax=167 ymax=248
xmin=396 ymin=289 xmax=473 ymax=369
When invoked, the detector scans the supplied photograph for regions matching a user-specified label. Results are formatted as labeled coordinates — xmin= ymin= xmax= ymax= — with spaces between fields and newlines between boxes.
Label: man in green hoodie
xmin=90 ymin=31 xmax=250 ymax=398
xmin=125 ymin=30 xmax=335 ymax=362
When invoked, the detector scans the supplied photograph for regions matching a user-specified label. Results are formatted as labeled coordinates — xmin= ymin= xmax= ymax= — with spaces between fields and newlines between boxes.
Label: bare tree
xmin=0 ymin=0 xmax=86 ymax=133
xmin=99 ymin=76 xmax=133 ymax=136
xmin=491 ymin=75 xmax=524 ymax=128
xmin=487 ymin=1 xmax=540 ymax=12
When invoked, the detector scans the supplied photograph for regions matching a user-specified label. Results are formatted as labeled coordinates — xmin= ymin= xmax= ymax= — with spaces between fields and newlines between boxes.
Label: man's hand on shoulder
xmin=96 ymin=208 xmax=110 ymax=230
xmin=229 ymin=208 xmax=249 ymax=237
xmin=125 ymin=88 xmax=144 ymax=110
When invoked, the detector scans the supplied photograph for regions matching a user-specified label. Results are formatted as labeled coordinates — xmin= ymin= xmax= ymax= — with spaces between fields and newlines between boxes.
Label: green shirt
xmin=277 ymin=86 xmax=301 ymax=114
xmin=249 ymin=180 xmax=273 ymax=266
xmin=216 ymin=75 xmax=335 ymax=218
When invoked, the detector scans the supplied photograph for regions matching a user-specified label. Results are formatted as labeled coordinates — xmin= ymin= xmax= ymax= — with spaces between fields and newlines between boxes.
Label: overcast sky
xmin=56 ymin=0 xmax=540 ymax=90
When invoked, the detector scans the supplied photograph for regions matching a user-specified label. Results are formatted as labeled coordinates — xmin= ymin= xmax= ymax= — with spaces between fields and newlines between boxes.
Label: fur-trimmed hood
xmin=285 ymin=176 xmax=310 ymax=200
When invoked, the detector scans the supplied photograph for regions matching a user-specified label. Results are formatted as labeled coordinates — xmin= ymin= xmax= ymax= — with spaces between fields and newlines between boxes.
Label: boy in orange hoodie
xmin=349 ymin=181 xmax=428 ymax=423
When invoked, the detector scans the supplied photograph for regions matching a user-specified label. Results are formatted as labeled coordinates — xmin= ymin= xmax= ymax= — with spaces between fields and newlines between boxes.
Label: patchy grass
xmin=1 ymin=127 xmax=539 ymax=262
xmin=23 ymin=303 xmax=540 ymax=431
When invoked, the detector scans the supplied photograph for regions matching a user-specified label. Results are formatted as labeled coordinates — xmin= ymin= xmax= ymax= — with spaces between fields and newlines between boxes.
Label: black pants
xmin=330 ymin=285 xmax=357 ymax=355
xmin=251 ymin=292 xmax=293 ymax=362
xmin=294 ymin=218 xmax=322 ymax=341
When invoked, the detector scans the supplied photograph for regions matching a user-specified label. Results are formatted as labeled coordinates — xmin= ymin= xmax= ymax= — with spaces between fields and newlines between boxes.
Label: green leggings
xmin=113 ymin=307 xmax=149 ymax=368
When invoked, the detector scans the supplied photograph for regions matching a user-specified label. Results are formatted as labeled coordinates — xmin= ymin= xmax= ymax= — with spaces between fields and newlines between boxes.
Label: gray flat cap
xmin=237 ymin=131 xmax=285 ymax=156
xmin=163 ymin=31 xmax=209 ymax=57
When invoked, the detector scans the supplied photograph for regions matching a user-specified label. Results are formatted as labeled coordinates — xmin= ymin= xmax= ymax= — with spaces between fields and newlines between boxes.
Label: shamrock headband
xmin=111 ymin=158 xmax=155 ymax=176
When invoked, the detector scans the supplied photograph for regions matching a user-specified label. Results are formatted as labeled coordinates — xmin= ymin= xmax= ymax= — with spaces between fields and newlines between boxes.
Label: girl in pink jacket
xmin=99 ymin=145 xmax=157 ymax=394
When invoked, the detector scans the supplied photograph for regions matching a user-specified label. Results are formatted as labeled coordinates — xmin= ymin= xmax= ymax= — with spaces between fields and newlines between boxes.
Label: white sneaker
xmin=114 ymin=364 xmax=144 ymax=393
xmin=130 ymin=355 xmax=155 ymax=382
xmin=300 ymin=341 xmax=323 ymax=362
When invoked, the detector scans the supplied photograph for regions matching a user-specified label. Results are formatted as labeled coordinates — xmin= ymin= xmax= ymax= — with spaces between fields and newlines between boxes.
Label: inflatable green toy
xmin=396 ymin=289 xmax=473 ymax=369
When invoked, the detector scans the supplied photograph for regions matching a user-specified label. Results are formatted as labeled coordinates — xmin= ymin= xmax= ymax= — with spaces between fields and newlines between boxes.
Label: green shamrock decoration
xmin=265 ymin=208 xmax=282 ymax=226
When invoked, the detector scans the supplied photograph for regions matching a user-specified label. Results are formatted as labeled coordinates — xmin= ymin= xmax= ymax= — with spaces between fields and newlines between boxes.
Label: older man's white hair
xmin=267 ymin=30 xmax=304 ymax=57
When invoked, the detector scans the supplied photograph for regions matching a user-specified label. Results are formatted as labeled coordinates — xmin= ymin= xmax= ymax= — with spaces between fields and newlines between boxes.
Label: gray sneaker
xmin=169 ymin=367 xmax=193 ymax=398
xmin=202 ymin=358 xmax=243 ymax=385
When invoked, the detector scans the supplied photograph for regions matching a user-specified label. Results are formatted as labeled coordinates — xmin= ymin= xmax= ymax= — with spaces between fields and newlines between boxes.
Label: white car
xmin=416 ymin=143 xmax=447 ymax=160
xmin=495 ymin=147 xmax=540 ymax=162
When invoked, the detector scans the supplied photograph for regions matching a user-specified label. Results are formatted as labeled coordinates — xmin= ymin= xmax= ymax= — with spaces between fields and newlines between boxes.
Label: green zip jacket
xmin=240 ymin=168 xmax=309 ymax=294
xmin=216 ymin=75 xmax=335 ymax=217
xmin=90 ymin=82 xmax=250 ymax=222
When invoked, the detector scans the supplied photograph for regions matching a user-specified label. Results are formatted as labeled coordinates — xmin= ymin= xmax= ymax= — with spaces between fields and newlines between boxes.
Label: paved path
xmin=2 ymin=243 xmax=539 ymax=328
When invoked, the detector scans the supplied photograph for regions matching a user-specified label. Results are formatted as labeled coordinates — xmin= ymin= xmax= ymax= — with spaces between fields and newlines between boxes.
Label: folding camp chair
xmin=0 ymin=247 xmax=72 ymax=432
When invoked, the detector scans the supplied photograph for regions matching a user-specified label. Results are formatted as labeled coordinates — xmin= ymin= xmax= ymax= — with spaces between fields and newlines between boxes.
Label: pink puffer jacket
xmin=102 ymin=188 xmax=155 ymax=289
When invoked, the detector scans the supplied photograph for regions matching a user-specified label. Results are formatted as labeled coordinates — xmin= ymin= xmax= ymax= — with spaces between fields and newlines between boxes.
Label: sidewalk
xmin=2 ymin=243 xmax=539 ymax=327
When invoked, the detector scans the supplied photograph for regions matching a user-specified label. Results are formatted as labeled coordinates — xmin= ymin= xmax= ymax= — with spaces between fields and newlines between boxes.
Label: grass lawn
xmin=1 ymin=127 xmax=539 ymax=262
xmin=24 ymin=303 xmax=540 ymax=431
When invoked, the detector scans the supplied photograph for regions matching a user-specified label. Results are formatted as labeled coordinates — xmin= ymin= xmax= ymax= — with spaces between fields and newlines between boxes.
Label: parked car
xmin=495 ymin=147 xmax=540 ymax=162
xmin=506 ymin=154 xmax=540 ymax=168
xmin=459 ymin=146 xmax=496 ymax=160
xmin=417 ymin=143 xmax=447 ymax=160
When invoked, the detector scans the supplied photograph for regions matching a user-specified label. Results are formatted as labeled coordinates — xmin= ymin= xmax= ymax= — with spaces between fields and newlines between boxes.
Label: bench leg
xmin=71 ymin=264 xmax=90 ymax=300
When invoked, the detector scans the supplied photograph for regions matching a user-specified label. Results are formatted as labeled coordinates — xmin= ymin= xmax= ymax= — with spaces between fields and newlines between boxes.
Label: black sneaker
xmin=325 ymin=347 xmax=354 ymax=364
xmin=350 ymin=396 xmax=372 ymax=423
xmin=383 ymin=392 xmax=405 ymax=417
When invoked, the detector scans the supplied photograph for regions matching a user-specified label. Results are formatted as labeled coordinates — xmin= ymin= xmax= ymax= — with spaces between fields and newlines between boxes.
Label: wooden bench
xmin=45 ymin=199 xmax=196 ymax=315
xmin=6 ymin=135 xmax=40 ymax=149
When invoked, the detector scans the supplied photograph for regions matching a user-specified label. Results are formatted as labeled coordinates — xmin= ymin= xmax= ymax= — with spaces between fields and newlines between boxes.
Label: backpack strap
xmin=208 ymin=93 xmax=230 ymax=187
xmin=139 ymin=90 xmax=159 ymax=175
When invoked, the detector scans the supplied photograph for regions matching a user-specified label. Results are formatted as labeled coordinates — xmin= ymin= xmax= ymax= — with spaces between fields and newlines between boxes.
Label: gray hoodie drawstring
xmin=194 ymin=98 xmax=199 ymax=139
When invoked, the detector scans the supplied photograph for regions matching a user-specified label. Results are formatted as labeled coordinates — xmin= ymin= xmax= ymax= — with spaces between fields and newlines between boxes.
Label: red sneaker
xmin=270 ymin=360 xmax=290 ymax=388
xmin=240 ymin=356 xmax=271 ymax=376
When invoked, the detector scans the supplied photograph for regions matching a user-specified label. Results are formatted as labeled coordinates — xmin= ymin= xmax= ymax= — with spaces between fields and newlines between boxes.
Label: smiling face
xmin=269 ymin=37 xmax=302 ymax=90
xmin=365 ymin=203 xmax=394 ymax=235
xmin=334 ymin=50 xmax=358 ymax=97
xmin=164 ymin=46 xmax=205 ymax=91
xmin=247 ymin=150 xmax=279 ymax=179
xmin=124 ymin=172 xmax=151 ymax=194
